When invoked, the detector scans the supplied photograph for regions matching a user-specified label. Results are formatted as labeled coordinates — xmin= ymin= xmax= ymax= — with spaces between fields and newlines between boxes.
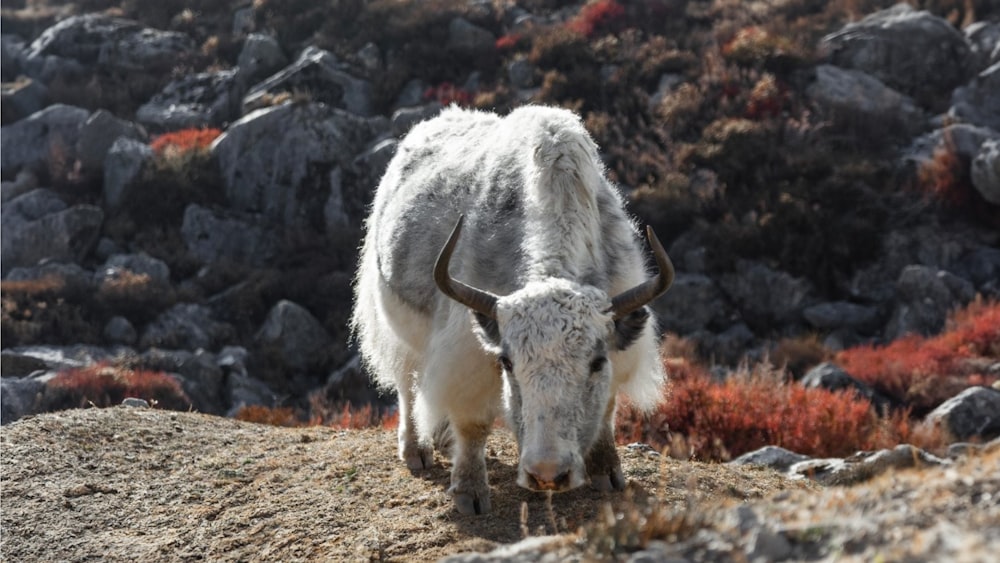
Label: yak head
xmin=434 ymin=217 xmax=673 ymax=492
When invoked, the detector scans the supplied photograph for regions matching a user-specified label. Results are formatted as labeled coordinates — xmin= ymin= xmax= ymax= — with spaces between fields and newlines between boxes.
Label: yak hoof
xmin=589 ymin=467 xmax=626 ymax=492
xmin=452 ymin=491 xmax=492 ymax=515
xmin=403 ymin=445 xmax=434 ymax=471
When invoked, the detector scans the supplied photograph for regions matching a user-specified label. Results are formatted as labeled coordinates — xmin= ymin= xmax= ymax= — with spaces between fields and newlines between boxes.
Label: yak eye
xmin=499 ymin=356 xmax=514 ymax=373
xmin=590 ymin=356 xmax=608 ymax=373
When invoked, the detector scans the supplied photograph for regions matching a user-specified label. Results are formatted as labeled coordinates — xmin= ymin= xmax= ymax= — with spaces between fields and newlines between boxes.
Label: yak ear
xmin=612 ymin=306 xmax=649 ymax=351
xmin=471 ymin=311 xmax=502 ymax=354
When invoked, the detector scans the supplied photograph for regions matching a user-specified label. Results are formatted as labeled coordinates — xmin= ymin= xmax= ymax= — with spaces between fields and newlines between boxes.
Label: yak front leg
xmin=586 ymin=400 xmax=625 ymax=492
xmin=448 ymin=420 xmax=493 ymax=515
xmin=397 ymin=372 xmax=434 ymax=471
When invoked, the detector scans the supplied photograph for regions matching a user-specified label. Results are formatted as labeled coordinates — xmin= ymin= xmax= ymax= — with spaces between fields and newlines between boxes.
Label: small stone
xmin=122 ymin=397 xmax=149 ymax=408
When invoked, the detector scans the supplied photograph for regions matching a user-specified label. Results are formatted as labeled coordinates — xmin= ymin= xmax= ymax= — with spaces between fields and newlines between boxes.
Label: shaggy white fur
xmin=351 ymin=105 xmax=668 ymax=514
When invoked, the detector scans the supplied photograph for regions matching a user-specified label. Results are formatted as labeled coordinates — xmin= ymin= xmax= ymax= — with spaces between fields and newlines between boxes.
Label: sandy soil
xmin=1 ymin=407 xmax=807 ymax=561
xmin=2 ymin=407 xmax=997 ymax=562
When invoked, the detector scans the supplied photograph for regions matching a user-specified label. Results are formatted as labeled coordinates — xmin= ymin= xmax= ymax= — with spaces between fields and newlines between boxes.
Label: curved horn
xmin=434 ymin=216 xmax=499 ymax=319
xmin=609 ymin=226 xmax=675 ymax=320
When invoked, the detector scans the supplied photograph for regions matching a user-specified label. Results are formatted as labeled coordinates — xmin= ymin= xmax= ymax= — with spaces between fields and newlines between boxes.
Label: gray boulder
xmin=24 ymin=14 xmax=194 ymax=75
xmin=242 ymin=47 xmax=373 ymax=117
xmin=356 ymin=42 xmax=381 ymax=72
xmin=390 ymin=103 xmax=443 ymax=137
xmin=235 ymin=33 xmax=288 ymax=89
xmin=103 ymin=316 xmax=137 ymax=346
xmin=1 ymin=170 xmax=39 ymax=203
xmin=4 ymin=262 xmax=95 ymax=295
xmin=965 ymin=21 xmax=1000 ymax=73
xmin=955 ymin=245 xmax=1000 ymax=294
xmin=101 ymin=252 xmax=171 ymax=284
xmin=1 ymin=376 xmax=44 ymax=424
xmin=971 ymin=138 xmax=1000 ymax=205
xmin=139 ymin=303 xmax=234 ymax=351
xmin=226 ymin=372 xmax=276 ymax=417
xmin=394 ymin=78 xmax=430 ymax=108
xmin=0 ymin=350 xmax=49 ymax=378
xmin=2 ymin=187 xmax=66 ymax=220
xmin=447 ymin=17 xmax=495 ymax=54
xmin=886 ymin=265 xmax=975 ymax=339
xmin=822 ymin=4 xmax=970 ymax=105
xmin=0 ymin=345 xmax=128 ymax=372
xmin=848 ymin=221 xmax=986 ymax=303
xmin=507 ymin=55 xmax=537 ymax=89
xmin=317 ymin=354 xmax=383 ymax=407
xmin=924 ymin=386 xmax=1000 ymax=441
xmin=802 ymin=301 xmax=879 ymax=332
xmin=806 ymin=64 xmax=927 ymax=138
xmin=1 ymin=78 xmax=48 ymax=125
xmin=692 ymin=322 xmax=755 ymax=365
xmin=103 ymin=136 xmax=154 ymax=211
xmin=801 ymin=362 xmax=893 ymax=411
xmin=348 ymin=137 xmax=398 ymax=211
xmin=255 ymin=300 xmax=332 ymax=373
xmin=904 ymin=123 xmax=1000 ymax=169
xmin=1 ymin=189 xmax=103 ymax=275
xmin=138 ymin=348 xmax=228 ymax=415
xmin=75 ymin=109 xmax=146 ymax=175
xmin=729 ymin=445 xmax=811 ymax=472
xmin=1 ymin=34 xmax=27 ymax=81
xmin=212 ymin=102 xmax=382 ymax=234
xmin=322 ymin=167 xmax=350 ymax=230
xmin=720 ymin=260 xmax=815 ymax=330
xmin=0 ymin=104 xmax=90 ymax=181
xmin=136 ymin=69 xmax=239 ymax=131
xmin=180 ymin=204 xmax=281 ymax=267
xmin=651 ymin=273 xmax=731 ymax=334
xmin=949 ymin=62 xmax=1000 ymax=132
xmin=788 ymin=444 xmax=948 ymax=485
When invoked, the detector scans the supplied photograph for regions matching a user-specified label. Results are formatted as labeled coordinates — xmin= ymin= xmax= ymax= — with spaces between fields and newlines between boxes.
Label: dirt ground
xmin=2 ymin=407 xmax=997 ymax=562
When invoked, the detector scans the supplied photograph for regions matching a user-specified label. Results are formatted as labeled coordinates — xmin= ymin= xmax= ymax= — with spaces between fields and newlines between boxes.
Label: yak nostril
xmin=553 ymin=471 xmax=570 ymax=489
xmin=525 ymin=463 xmax=573 ymax=491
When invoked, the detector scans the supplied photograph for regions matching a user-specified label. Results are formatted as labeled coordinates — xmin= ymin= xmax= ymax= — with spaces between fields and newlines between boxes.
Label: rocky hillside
xmin=2 ymin=2 xmax=1000 ymax=561
xmin=2 ymin=2 xmax=998 ymax=431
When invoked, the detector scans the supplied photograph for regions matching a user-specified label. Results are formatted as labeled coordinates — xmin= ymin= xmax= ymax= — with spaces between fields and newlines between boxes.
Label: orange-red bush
xmin=44 ymin=363 xmax=192 ymax=412
xmin=495 ymin=33 xmax=524 ymax=51
xmin=235 ymin=405 xmax=301 ymax=427
xmin=567 ymin=0 xmax=625 ymax=38
xmin=235 ymin=402 xmax=399 ymax=430
xmin=423 ymin=82 xmax=474 ymax=106
xmin=150 ymin=127 xmax=222 ymax=156
xmin=616 ymin=359 xmax=936 ymax=461
xmin=835 ymin=299 xmax=1000 ymax=414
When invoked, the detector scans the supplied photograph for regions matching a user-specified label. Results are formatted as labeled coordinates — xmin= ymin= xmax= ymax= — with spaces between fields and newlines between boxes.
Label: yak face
xmin=471 ymin=279 xmax=648 ymax=492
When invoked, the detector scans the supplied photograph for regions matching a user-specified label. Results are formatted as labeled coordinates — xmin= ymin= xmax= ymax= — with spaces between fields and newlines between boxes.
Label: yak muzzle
xmin=519 ymin=455 xmax=585 ymax=492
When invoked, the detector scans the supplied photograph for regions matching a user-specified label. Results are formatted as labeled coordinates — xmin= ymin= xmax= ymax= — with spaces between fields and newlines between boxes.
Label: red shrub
xmin=44 ymin=363 xmax=192 ymax=412
xmin=616 ymin=359 xmax=935 ymax=461
xmin=836 ymin=299 xmax=1000 ymax=414
xmin=567 ymin=0 xmax=625 ymax=38
xmin=235 ymin=405 xmax=301 ymax=427
xmin=495 ymin=33 xmax=524 ymax=51
xmin=235 ymin=402 xmax=399 ymax=430
xmin=150 ymin=127 xmax=222 ymax=156
xmin=423 ymin=82 xmax=474 ymax=106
